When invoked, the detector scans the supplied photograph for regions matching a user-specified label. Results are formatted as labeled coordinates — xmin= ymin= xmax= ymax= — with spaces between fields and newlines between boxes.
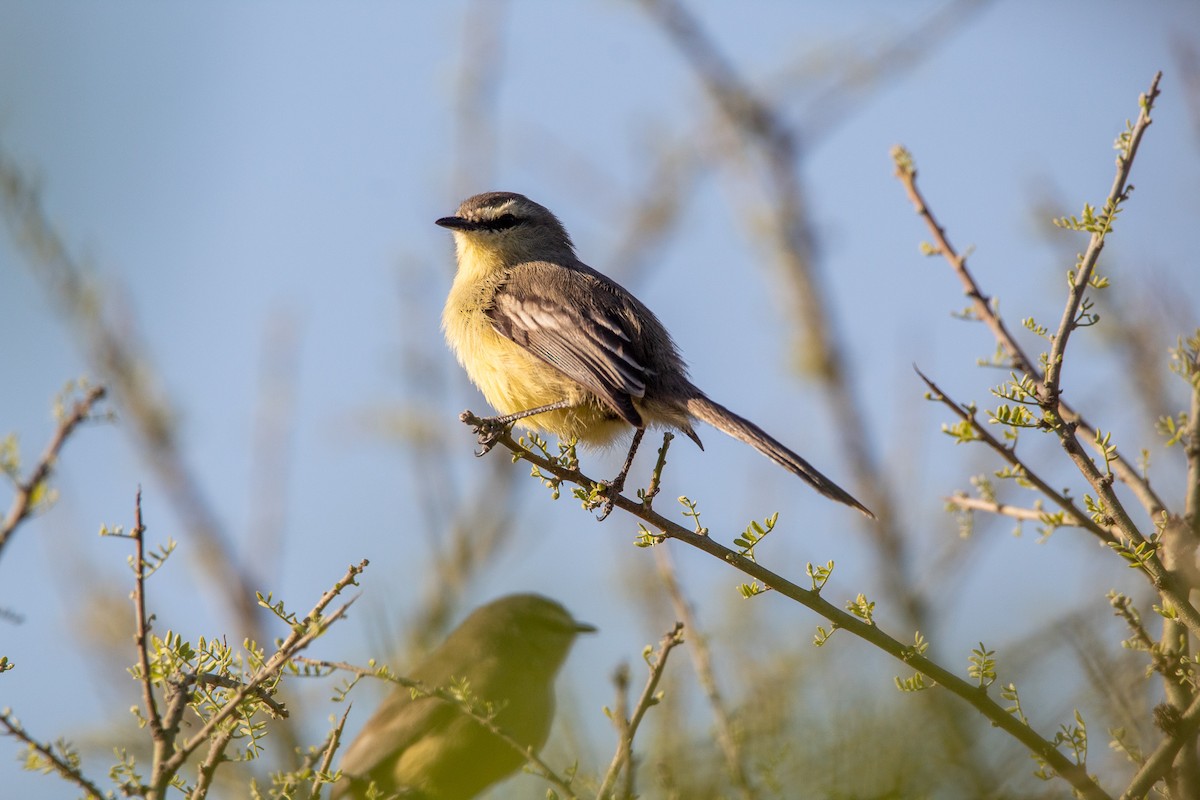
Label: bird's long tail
xmin=686 ymin=394 xmax=874 ymax=518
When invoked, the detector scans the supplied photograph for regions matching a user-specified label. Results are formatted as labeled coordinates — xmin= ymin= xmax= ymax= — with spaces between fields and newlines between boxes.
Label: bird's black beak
xmin=435 ymin=215 xmax=477 ymax=231
xmin=573 ymin=620 xmax=598 ymax=634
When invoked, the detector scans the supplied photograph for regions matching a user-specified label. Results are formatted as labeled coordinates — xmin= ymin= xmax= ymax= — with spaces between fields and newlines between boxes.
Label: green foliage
xmin=634 ymin=522 xmax=665 ymax=548
xmin=967 ymin=643 xmax=997 ymax=689
xmin=677 ymin=495 xmax=708 ymax=536
xmin=525 ymin=434 xmax=578 ymax=500
xmin=895 ymin=632 xmax=931 ymax=691
xmin=1052 ymin=710 xmax=1088 ymax=767
xmin=0 ymin=433 xmax=19 ymax=479
xmin=941 ymin=418 xmax=981 ymax=444
xmin=732 ymin=512 xmax=778 ymax=562
xmin=1001 ymin=683 xmax=1029 ymax=726
xmin=845 ymin=593 xmax=875 ymax=626
xmin=812 ymin=624 xmax=837 ymax=647
xmin=737 ymin=581 xmax=767 ymax=599
xmin=806 ymin=560 xmax=834 ymax=592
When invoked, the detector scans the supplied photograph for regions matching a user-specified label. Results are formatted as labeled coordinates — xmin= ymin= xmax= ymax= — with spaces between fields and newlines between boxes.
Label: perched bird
xmin=437 ymin=191 xmax=873 ymax=517
xmin=334 ymin=594 xmax=594 ymax=800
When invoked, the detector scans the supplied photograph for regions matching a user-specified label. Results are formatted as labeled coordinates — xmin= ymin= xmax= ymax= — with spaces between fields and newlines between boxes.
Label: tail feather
xmin=686 ymin=395 xmax=875 ymax=518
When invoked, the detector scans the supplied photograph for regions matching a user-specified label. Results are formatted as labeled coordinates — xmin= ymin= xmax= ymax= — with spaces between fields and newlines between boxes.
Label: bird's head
xmin=436 ymin=192 xmax=576 ymax=271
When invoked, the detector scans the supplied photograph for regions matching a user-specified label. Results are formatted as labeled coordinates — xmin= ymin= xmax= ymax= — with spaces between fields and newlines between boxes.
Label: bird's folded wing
xmin=339 ymin=692 xmax=457 ymax=780
xmin=488 ymin=263 xmax=647 ymax=427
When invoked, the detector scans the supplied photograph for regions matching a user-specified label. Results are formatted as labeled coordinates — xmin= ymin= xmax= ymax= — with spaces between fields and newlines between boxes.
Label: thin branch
xmin=0 ymin=384 xmax=107 ymax=559
xmin=891 ymin=75 xmax=1168 ymax=524
xmin=464 ymin=413 xmax=1115 ymax=800
xmin=596 ymin=623 xmax=686 ymax=800
xmin=918 ymin=368 xmax=1200 ymax=643
xmin=129 ymin=489 xmax=168 ymax=774
xmin=946 ymin=494 xmax=1082 ymax=527
xmin=307 ymin=706 xmax=351 ymax=800
xmin=607 ymin=664 xmax=633 ymax=800
xmin=916 ymin=370 xmax=1117 ymax=544
xmin=0 ymin=710 xmax=108 ymax=800
xmin=1043 ymin=74 xmax=1160 ymax=398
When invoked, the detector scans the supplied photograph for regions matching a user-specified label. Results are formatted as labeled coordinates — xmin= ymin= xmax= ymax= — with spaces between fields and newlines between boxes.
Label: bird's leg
xmin=598 ymin=427 xmax=645 ymax=521
xmin=467 ymin=399 xmax=575 ymax=456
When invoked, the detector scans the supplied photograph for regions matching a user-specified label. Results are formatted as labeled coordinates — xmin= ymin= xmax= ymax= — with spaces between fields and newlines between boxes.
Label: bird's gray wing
xmin=488 ymin=262 xmax=648 ymax=427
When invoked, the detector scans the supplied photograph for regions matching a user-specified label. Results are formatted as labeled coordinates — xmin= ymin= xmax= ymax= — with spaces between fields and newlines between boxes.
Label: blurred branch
xmin=452 ymin=0 xmax=509 ymax=197
xmin=1173 ymin=39 xmax=1200 ymax=145
xmin=795 ymin=0 xmax=991 ymax=147
xmin=0 ymin=147 xmax=273 ymax=646
xmin=245 ymin=311 xmax=302 ymax=583
xmin=637 ymin=0 xmax=920 ymax=636
xmin=946 ymin=493 xmax=1083 ymax=528
xmin=0 ymin=383 xmax=107 ymax=561
xmin=654 ymin=546 xmax=755 ymax=799
xmin=1183 ymin=337 xmax=1200 ymax=540
xmin=0 ymin=711 xmax=107 ymax=800
xmin=461 ymin=412 xmax=1115 ymax=800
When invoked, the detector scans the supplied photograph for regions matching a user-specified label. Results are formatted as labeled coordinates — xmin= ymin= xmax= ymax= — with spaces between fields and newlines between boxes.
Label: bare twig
xmin=608 ymin=664 xmax=633 ymax=800
xmin=0 ymin=384 xmax=107 ymax=559
xmin=307 ymin=706 xmax=351 ymax=800
xmin=129 ymin=490 xmax=167 ymax=773
xmin=596 ymin=622 xmax=686 ymax=800
xmin=946 ymin=494 xmax=1081 ymax=527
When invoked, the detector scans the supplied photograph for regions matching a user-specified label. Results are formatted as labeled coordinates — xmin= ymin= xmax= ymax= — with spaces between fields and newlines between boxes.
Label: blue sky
xmin=2 ymin=2 xmax=1199 ymax=797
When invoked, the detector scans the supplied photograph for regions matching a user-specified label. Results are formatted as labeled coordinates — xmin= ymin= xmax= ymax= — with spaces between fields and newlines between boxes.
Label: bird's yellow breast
xmin=441 ymin=269 xmax=625 ymax=445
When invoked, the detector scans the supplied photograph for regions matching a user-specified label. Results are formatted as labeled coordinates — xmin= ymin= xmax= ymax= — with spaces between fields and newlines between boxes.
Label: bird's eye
xmin=486 ymin=213 xmax=520 ymax=231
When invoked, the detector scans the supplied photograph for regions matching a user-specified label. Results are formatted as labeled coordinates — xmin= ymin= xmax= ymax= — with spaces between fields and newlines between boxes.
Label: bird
xmin=437 ymin=191 xmax=873 ymax=518
xmin=334 ymin=594 xmax=595 ymax=800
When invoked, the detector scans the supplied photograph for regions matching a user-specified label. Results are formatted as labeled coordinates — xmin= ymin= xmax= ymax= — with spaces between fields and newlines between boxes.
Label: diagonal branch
xmin=0 ymin=384 xmax=107 ymax=560
xmin=0 ymin=710 xmax=107 ymax=800
xmin=462 ymin=412 xmax=1115 ymax=800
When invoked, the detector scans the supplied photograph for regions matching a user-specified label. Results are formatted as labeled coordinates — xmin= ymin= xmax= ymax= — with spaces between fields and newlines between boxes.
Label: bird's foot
xmin=460 ymin=411 xmax=512 ymax=457
xmin=595 ymin=473 xmax=628 ymax=522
